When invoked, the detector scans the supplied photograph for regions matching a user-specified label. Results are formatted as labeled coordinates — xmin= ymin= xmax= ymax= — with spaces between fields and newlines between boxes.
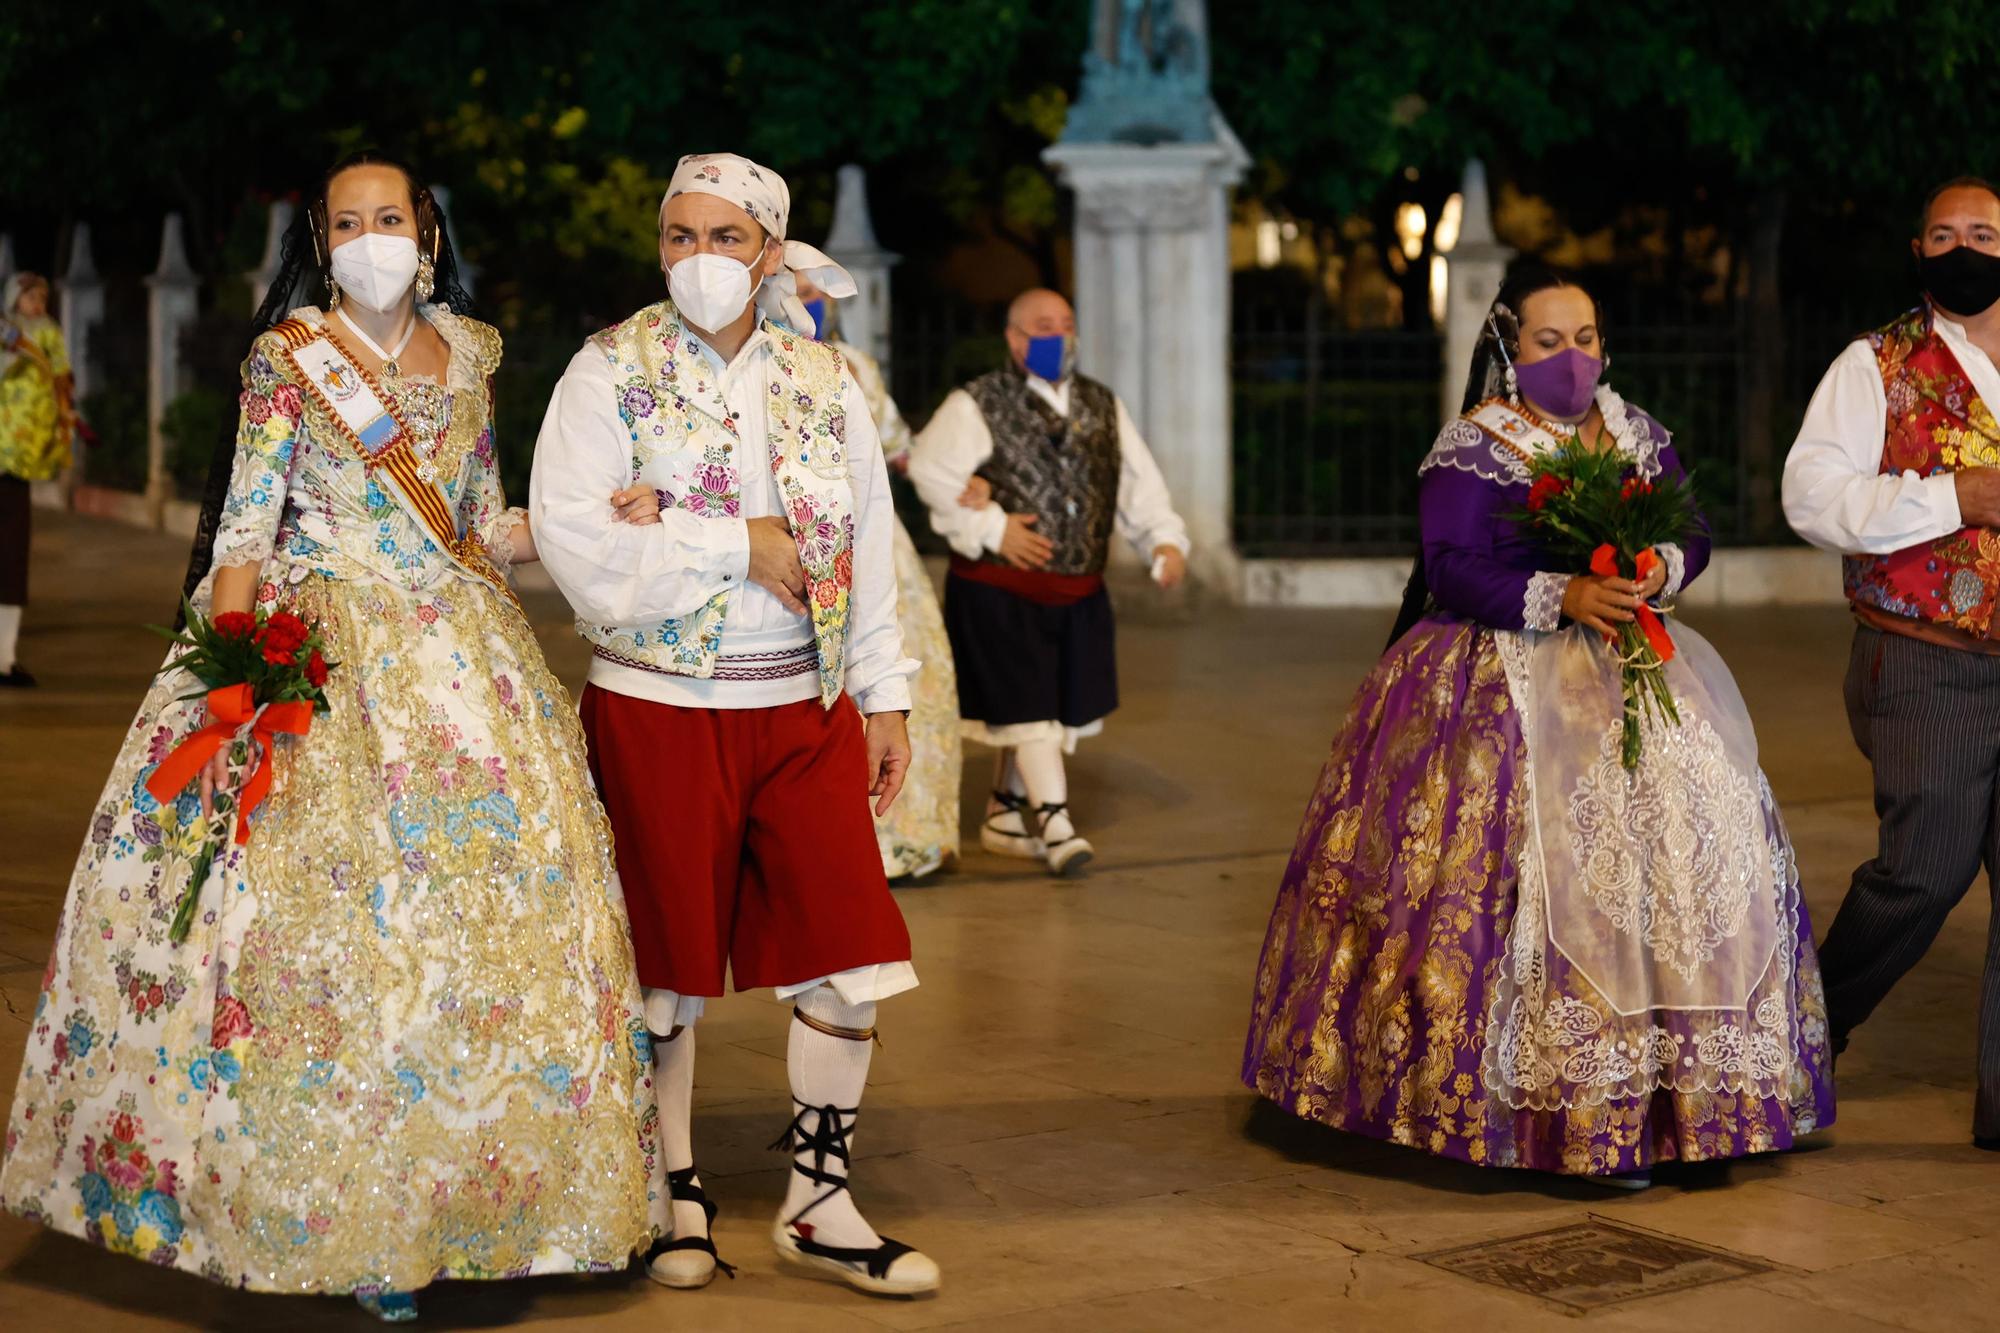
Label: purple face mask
xmin=1514 ymin=346 xmax=1603 ymax=420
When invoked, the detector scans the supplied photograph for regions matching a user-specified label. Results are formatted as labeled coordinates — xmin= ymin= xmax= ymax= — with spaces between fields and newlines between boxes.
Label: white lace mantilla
xmin=1481 ymin=624 xmax=1802 ymax=1111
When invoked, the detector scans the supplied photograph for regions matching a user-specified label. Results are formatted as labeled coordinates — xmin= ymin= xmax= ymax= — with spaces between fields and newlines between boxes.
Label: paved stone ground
xmin=0 ymin=511 xmax=1994 ymax=1331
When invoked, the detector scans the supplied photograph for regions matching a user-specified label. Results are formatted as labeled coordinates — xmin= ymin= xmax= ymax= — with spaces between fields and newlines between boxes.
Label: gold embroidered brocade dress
xmin=0 ymin=306 xmax=668 ymax=1292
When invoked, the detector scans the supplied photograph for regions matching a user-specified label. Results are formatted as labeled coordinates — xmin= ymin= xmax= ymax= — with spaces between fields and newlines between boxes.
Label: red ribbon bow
xmin=1589 ymin=544 xmax=1676 ymax=663
xmin=145 ymin=684 xmax=315 ymax=844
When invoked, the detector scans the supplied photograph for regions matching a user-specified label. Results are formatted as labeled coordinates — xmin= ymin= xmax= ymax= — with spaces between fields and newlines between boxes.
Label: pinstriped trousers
xmin=1820 ymin=625 xmax=2000 ymax=1136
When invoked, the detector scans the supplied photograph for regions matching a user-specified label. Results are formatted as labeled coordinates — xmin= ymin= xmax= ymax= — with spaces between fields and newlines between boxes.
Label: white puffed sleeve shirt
xmin=1781 ymin=313 xmax=2000 ymax=554
xmin=531 ymin=326 xmax=915 ymax=714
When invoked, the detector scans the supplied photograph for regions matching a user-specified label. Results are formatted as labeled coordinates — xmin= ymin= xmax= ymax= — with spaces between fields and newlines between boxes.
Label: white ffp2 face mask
xmin=329 ymin=233 xmax=421 ymax=314
xmin=668 ymin=252 xmax=761 ymax=333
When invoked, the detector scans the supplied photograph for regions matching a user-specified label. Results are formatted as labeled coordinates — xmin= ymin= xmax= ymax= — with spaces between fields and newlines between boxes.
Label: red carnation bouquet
xmin=147 ymin=600 xmax=336 ymax=942
xmin=1512 ymin=440 xmax=1701 ymax=769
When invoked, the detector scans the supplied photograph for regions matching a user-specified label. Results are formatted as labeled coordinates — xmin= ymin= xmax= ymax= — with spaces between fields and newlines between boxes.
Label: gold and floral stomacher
xmin=270 ymin=318 xmax=518 ymax=608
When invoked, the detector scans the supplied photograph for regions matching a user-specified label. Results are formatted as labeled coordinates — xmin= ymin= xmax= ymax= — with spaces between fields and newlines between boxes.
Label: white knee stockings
xmin=779 ymin=986 xmax=882 ymax=1250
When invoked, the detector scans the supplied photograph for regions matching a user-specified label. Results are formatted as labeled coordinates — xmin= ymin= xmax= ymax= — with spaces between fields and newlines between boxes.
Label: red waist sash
xmin=949 ymin=556 xmax=1104 ymax=607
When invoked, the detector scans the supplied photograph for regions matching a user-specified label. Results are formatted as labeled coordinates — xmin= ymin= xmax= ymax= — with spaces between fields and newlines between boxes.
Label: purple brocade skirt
xmin=1242 ymin=616 xmax=1836 ymax=1176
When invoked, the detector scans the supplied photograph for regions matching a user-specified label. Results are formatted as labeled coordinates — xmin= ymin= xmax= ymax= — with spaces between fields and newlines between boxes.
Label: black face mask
xmin=1919 ymin=245 xmax=2000 ymax=318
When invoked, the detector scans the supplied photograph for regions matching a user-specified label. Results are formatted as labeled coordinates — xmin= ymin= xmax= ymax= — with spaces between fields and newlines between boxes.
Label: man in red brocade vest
xmin=1783 ymin=176 xmax=2000 ymax=1152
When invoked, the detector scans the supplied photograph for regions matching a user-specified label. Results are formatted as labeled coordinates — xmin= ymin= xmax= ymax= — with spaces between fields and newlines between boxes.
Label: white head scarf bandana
xmin=662 ymin=153 xmax=856 ymax=334
xmin=0 ymin=273 xmax=49 ymax=373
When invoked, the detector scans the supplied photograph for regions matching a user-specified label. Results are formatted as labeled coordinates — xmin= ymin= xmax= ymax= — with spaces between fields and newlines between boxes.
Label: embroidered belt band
xmin=593 ymin=642 xmax=820 ymax=682
xmin=271 ymin=319 xmax=517 ymax=609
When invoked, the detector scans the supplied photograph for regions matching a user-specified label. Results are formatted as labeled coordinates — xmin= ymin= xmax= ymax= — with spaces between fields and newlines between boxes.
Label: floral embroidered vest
xmin=1844 ymin=306 xmax=2000 ymax=636
xmin=579 ymin=300 xmax=856 ymax=707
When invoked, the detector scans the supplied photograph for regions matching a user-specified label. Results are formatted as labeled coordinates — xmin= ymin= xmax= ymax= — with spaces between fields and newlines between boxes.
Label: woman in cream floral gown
xmin=794 ymin=274 xmax=961 ymax=879
xmin=858 ymin=352 xmax=962 ymax=880
xmin=0 ymin=157 xmax=667 ymax=1319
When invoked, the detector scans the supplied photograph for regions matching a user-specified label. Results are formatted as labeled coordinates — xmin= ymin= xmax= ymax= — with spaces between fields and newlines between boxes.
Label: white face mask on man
xmin=668 ymin=252 xmax=762 ymax=333
xmin=329 ymin=233 xmax=421 ymax=314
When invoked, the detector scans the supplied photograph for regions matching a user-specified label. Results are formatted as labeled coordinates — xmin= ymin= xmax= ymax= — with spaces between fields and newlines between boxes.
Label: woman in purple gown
xmin=1242 ymin=269 xmax=1835 ymax=1186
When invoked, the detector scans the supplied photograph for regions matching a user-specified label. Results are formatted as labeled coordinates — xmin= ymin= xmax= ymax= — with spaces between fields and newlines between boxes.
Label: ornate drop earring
xmin=415 ymin=256 xmax=435 ymax=303
xmin=1505 ymin=362 xmax=1519 ymax=406
xmin=326 ymin=272 xmax=342 ymax=310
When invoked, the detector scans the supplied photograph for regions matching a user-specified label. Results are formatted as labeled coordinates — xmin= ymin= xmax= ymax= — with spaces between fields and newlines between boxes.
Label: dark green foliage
xmin=77 ymin=383 xmax=147 ymax=491
xmin=160 ymin=386 xmax=232 ymax=497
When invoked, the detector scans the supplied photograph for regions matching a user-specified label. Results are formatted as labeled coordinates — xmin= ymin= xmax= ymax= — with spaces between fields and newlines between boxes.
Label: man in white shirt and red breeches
xmin=530 ymin=153 xmax=941 ymax=1296
xmin=909 ymin=288 xmax=1189 ymax=878
xmin=1782 ymin=176 xmax=2000 ymax=1153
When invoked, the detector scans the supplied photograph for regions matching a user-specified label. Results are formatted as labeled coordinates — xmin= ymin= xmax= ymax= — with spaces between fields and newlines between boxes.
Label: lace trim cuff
xmin=484 ymin=507 xmax=529 ymax=573
xmin=1655 ymin=542 xmax=1686 ymax=600
xmin=1524 ymin=571 xmax=1571 ymax=632
xmin=209 ymin=535 xmax=276 ymax=574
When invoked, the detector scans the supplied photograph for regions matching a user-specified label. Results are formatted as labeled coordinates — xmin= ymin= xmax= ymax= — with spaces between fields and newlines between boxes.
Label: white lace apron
xmin=1482 ymin=620 xmax=1803 ymax=1111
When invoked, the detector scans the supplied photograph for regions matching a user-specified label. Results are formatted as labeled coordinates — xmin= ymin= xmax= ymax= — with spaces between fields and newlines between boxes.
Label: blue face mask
xmin=1023 ymin=333 xmax=1073 ymax=383
xmin=803 ymin=298 xmax=828 ymax=341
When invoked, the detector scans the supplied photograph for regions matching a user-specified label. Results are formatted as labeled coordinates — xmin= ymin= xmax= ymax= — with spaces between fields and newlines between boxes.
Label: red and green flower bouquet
xmin=146 ymin=601 xmax=335 ymax=942
xmin=1515 ymin=441 xmax=1701 ymax=769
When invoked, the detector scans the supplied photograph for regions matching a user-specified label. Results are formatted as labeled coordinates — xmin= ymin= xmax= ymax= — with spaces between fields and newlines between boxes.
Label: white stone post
xmin=1440 ymin=160 xmax=1514 ymax=424
xmin=429 ymin=184 xmax=475 ymax=299
xmin=1044 ymin=119 xmax=1249 ymax=592
xmin=145 ymin=214 xmax=199 ymax=521
xmin=821 ymin=164 xmax=899 ymax=373
xmin=58 ymin=223 xmax=105 ymax=404
xmin=247 ymin=199 xmax=295 ymax=312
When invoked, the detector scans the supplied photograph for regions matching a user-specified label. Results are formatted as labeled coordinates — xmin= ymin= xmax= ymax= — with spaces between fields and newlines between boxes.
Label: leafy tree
xmin=1628 ymin=0 xmax=2000 ymax=528
xmin=1212 ymin=0 xmax=2000 ymax=530
xmin=1 ymin=2 xmax=1081 ymax=297
xmin=13 ymin=2 xmax=2000 ymax=533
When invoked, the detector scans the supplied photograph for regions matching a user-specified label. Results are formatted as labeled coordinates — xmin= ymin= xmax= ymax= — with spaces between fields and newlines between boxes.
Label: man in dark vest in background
xmin=910 ymin=288 xmax=1189 ymax=877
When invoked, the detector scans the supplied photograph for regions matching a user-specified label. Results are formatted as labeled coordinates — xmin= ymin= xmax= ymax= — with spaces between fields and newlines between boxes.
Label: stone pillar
xmin=1439 ymin=159 xmax=1514 ymax=424
xmin=429 ymin=184 xmax=476 ymax=298
xmin=144 ymin=214 xmax=199 ymax=521
xmin=247 ymin=199 xmax=295 ymax=312
xmin=820 ymin=165 xmax=898 ymax=373
xmin=1044 ymin=123 xmax=1249 ymax=591
xmin=58 ymin=223 xmax=105 ymax=404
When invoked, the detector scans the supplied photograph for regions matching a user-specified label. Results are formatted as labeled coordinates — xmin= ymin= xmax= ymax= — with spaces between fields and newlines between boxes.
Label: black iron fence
xmin=1605 ymin=321 xmax=1748 ymax=541
xmin=68 ymin=274 xmax=1892 ymax=564
xmin=1231 ymin=302 xmax=1443 ymax=556
xmin=78 ymin=280 xmax=149 ymax=492
xmin=889 ymin=296 xmax=1006 ymax=434
xmin=175 ymin=310 xmax=255 ymax=500
xmin=1230 ymin=295 xmax=1884 ymax=557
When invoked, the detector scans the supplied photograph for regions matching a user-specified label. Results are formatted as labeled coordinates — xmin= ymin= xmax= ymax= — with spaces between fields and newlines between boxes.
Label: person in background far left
xmin=0 ymin=271 xmax=76 ymax=688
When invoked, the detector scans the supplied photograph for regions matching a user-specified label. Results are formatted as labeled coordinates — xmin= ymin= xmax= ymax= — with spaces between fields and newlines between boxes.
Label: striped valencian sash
xmin=269 ymin=318 xmax=517 ymax=607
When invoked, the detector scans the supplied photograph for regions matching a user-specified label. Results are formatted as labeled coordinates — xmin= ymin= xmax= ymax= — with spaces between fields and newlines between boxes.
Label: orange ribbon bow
xmin=1589 ymin=544 xmax=1676 ymax=663
xmin=144 ymin=684 xmax=315 ymax=845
